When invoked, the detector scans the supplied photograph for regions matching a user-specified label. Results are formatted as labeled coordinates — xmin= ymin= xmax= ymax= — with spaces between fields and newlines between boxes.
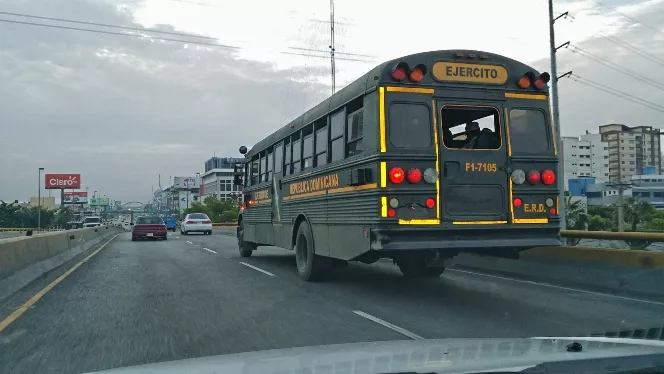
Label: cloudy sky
xmin=1 ymin=0 xmax=663 ymax=203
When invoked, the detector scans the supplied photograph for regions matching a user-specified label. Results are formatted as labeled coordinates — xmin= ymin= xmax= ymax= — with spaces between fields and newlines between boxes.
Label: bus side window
xmin=303 ymin=126 xmax=314 ymax=170
xmin=266 ymin=149 xmax=273 ymax=182
xmin=284 ymin=141 xmax=291 ymax=176
xmin=259 ymin=153 xmax=266 ymax=182
xmin=274 ymin=143 xmax=283 ymax=175
xmin=330 ymin=109 xmax=345 ymax=162
xmin=346 ymin=109 xmax=364 ymax=156
xmin=251 ymin=157 xmax=259 ymax=185
xmin=244 ymin=163 xmax=250 ymax=187
xmin=292 ymin=136 xmax=302 ymax=174
xmin=315 ymin=126 xmax=327 ymax=167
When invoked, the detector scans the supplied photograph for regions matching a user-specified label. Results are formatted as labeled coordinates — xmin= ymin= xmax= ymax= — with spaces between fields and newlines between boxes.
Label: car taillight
xmin=407 ymin=168 xmax=422 ymax=183
xmin=526 ymin=170 xmax=541 ymax=185
xmin=542 ymin=170 xmax=556 ymax=185
xmin=425 ymin=198 xmax=435 ymax=209
xmin=389 ymin=167 xmax=405 ymax=184
xmin=186 ymin=220 xmax=195 ymax=224
xmin=513 ymin=197 xmax=523 ymax=208
xmin=203 ymin=220 xmax=211 ymax=224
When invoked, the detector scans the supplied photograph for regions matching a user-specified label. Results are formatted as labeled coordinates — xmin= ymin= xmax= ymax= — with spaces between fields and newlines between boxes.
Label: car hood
xmin=86 ymin=336 xmax=664 ymax=374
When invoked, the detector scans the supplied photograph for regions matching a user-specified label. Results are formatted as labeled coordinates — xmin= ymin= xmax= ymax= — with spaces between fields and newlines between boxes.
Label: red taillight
xmin=549 ymin=207 xmax=557 ymax=215
xmin=541 ymin=170 xmax=556 ymax=185
xmin=513 ymin=198 xmax=523 ymax=208
xmin=407 ymin=168 xmax=422 ymax=183
xmin=389 ymin=167 xmax=405 ymax=184
xmin=425 ymin=198 xmax=435 ymax=209
xmin=527 ymin=170 xmax=541 ymax=185
xmin=534 ymin=79 xmax=545 ymax=90
xmin=203 ymin=220 xmax=211 ymax=224
xmin=387 ymin=209 xmax=396 ymax=217
xmin=409 ymin=65 xmax=426 ymax=82
xmin=186 ymin=220 xmax=195 ymax=224
xmin=391 ymin=66 xmax=407 ymax=81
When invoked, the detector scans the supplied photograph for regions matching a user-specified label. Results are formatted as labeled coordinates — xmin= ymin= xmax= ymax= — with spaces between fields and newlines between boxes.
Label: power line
xmin=567 ymin=45 xmax=664 ymax=92
xmin=566 ymin=74 xmax=664 ymax=113
xmin=0 ymin=17 xmax=372 ymax=62
xmin=0 ymin=10 xmax=217 ymax=40
xmin=591 ymin=0 xmax=664 ymax=36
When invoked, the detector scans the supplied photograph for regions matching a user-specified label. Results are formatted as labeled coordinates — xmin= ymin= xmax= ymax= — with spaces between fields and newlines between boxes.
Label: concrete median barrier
xmin=0 ymin=226 xmax=121 ymax=302
xmin=451 ymin=246 xmax=664 ymax=300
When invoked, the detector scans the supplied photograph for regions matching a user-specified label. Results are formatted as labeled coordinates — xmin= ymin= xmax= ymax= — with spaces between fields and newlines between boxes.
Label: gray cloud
xmin=1 ymin=0 xmax=663 ymax=203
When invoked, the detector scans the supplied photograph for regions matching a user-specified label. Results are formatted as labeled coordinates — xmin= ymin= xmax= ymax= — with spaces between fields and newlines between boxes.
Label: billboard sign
xmin=89 ymin=197 xmax=110 ymax=206
xmin=173 ymin=176 xmax=201 ymax=190
xmin=45 ymin=174 xmax=81 ymax=189
xmin=63 ymin=191 xmax=88 ymax=204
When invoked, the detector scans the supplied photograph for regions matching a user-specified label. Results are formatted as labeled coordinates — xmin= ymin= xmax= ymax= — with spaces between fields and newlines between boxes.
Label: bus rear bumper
xmin=369 ymin=227 xmax=561 ymax=256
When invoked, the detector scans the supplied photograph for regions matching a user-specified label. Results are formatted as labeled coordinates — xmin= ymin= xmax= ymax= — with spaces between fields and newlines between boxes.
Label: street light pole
xmin=37 ymin=167 xmax=44 ymax=228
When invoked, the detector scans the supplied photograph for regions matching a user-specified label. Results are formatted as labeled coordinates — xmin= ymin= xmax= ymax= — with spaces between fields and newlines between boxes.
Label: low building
xmin=201 ymin=156 xmax=244 ymax=202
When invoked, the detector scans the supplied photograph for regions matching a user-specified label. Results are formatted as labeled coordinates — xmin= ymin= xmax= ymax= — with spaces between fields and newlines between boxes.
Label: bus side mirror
xmin=233 ymin=163 xmax=244 ymax=186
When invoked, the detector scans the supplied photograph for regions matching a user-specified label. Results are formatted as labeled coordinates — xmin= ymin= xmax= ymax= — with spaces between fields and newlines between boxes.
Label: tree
xmin=623 ymin=197 xmax=655 ymax=231
xmin=565 ymin=195 xmax=588 ymax=245
xmin=182 ymin=196 xmax=238 ymax=222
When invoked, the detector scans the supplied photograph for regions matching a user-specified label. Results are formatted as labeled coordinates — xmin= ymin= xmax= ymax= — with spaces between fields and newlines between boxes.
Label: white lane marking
xmin=239 ymin=262 xmax=275 ymax=276
xmin=204 ymin=248 xmax=217 ymax=254
xmin=352 ymin=310 xmax=423 ymax=340
xmin=176 ymin=236 xmax=180 ymax=239
xmin=449 ymin=268 xmax=664 ymax=307
xmin=186 ymin=241 xmax=193 ymax=244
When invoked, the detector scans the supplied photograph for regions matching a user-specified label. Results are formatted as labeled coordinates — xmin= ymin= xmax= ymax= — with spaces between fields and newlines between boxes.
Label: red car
xmin=131 ymin=216 xmax=168 ymax=241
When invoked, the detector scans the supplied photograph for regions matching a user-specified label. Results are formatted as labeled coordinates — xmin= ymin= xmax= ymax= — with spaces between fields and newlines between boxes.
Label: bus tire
xmin=237 ymin=221 xmax=256 ymax=258
xmin=397 ymin=259 xmax=445 ymax=278
xmin=294 ymin=221 xmax=326 ymax=281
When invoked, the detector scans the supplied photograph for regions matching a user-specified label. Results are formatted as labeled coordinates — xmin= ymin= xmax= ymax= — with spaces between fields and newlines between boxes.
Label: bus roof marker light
xmin=518 ymin=71 xmax=535 ymax=89
xmin=534 ymin=72 xmax=551 ymax=90
xmin=391 ymin=62 xmax=409 ymax=81
xmin=409 ymin=64 xmax=427 ymax=83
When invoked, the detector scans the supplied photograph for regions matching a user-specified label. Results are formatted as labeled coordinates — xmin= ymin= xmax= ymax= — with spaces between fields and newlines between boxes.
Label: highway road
xmin=2 ymin=230 xmax=664 ymax=374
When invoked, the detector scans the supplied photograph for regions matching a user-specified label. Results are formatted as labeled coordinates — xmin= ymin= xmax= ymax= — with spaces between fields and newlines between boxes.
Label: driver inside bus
xmin=462 ymin=121 xmax=481 ymax=148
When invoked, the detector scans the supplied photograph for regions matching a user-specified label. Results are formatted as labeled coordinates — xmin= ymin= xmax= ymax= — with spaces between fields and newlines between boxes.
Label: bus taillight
xmin=388 ymin=209 xmax=396 ymax=217
xmin=389 ymin=167 xmax=405 ymax=184
xmin=407 ymin=168 xmax=422 ymax=183
xmin=534 ymin=73 xmax=551 ymax=90
xmin=517 ymin=72 xmax=535 ymax=89
xmin=527 ymin=170 xmax=541 ymax=185
xmin=425 ymin=198 xmax=435 ymax=209
xmin=409 ymin=64 xmax=427 ymax=82
xmin=391 ymin=62 xmax=409 ymax=81
xmin=513 ymin=197 xmax=523 ymax=208
xmin=541 ymin=170 xmax=556 ymax=185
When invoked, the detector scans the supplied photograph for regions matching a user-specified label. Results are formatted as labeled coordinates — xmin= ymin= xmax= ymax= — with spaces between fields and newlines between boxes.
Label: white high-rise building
xmin=562 ymin=132 xmax=610 ymax=190
xmin=599 ymin=124 xmax=662 ymax=183
xmin=201 ymin=156 xmax=245 ymax=202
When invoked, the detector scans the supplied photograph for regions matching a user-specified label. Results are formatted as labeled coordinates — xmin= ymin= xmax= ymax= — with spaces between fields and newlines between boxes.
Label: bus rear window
xmin=388 ymin=103 xmax=432 ymax=149
xmin=442 ymin=106 xmax=501 ymax=150
xmin=508 ymin=109 xmax=551 ymax=154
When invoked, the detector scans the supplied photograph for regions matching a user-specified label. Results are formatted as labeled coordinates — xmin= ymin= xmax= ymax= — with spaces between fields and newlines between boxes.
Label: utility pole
xmin=37 ymin=167 xmax=44 ymax=228
xmin=607 ymin=181 xmax=631 ymax=231
xmin=329 ymin=0 xmax=336 ymax=94
xmin=549 ymin=0 xmax=568 ymax=229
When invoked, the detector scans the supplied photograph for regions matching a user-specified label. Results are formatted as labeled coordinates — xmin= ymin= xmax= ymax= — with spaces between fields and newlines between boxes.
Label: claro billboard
xmin=45 ymin=174 xmax=81 ymax=189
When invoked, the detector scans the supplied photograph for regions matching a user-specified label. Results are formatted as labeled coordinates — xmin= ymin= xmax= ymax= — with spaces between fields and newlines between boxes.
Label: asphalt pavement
xmin=1 ymin=229 xmax=664 ymax=374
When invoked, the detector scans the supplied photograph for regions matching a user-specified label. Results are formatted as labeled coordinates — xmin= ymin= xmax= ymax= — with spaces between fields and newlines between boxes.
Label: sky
xmin=1 ymin=0 xmax=663 ymax=203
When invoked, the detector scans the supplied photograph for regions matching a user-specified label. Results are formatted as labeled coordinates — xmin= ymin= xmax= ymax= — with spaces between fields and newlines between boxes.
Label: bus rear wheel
xmin=397 ymin=259 xmax=445 ymax=278
xmin=295 ymin=221 xmax=326 ymax=281
xmin=237 ymin=221 xmax=256 ymax=258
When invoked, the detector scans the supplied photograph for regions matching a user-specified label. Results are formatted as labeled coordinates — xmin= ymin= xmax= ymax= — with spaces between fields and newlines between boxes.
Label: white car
xmin=82 ymin=216 xmax=102 ymax=228
xmin=180 ymin=213 xmax=212 ymax=235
